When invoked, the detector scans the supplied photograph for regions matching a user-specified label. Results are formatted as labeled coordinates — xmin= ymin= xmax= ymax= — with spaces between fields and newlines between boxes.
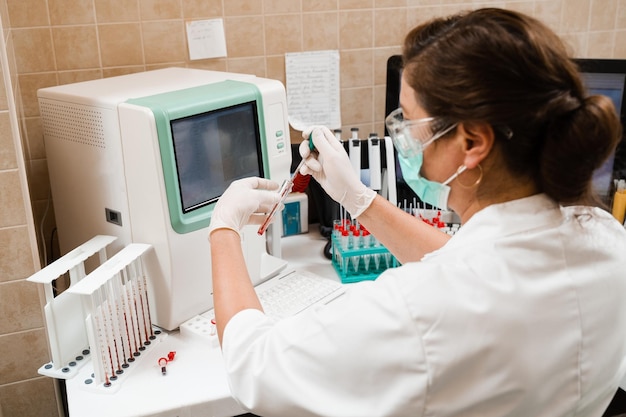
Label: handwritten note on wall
xmin=285 ymin=50 xmax=341 ymax=131
xmin=186 ymin=19 xmax=227 ymax=60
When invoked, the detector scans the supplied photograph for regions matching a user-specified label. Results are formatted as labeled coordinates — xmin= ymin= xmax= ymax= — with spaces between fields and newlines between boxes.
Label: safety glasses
xmin=385 ymin=108 xmax=458 ymax=158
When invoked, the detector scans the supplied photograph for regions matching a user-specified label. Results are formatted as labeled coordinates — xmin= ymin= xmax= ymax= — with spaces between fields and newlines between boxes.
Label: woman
xmin=208 ymin=8 xmax=626 ymax=417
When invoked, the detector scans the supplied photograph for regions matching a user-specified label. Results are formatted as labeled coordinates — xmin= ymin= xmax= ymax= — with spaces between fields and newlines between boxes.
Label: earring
xmin=457 ymin=164 xmax=483 ymax=188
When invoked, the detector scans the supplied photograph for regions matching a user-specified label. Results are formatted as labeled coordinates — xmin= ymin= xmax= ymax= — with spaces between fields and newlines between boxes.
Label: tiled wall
xmin=1 ymin=0 xmax=626 ymax=416
xmin=0 ymin=0 xmax=61 ymax=415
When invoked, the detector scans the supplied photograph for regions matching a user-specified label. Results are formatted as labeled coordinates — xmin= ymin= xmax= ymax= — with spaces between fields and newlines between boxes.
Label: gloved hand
xmin=299 ymin=126 xmax=376 ymax=218
xmin=208 ymin=177 xmax=281 ymax=237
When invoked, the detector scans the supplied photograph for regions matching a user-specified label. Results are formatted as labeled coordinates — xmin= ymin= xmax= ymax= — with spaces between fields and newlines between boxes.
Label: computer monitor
xmin=39 ymin=68 xmax=292 ymax=330
xmin=385 ymin=55 xmax=626 ymax=206
xmin=575 ymin=58 xmax=626 ymax=202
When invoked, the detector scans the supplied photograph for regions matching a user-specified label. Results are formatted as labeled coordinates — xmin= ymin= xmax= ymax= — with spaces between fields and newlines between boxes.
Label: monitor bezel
xmin=127 ymin=80 xmax=268 ymax=234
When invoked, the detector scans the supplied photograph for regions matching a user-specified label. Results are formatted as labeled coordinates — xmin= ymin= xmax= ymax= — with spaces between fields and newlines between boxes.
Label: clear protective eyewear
xmin=385 ymin=108 xmax=458 ymax=158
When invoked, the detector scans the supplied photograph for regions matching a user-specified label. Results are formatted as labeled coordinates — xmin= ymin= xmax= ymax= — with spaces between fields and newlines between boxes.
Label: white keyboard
xmin=256 ymin=270 xmax=345 ymax=320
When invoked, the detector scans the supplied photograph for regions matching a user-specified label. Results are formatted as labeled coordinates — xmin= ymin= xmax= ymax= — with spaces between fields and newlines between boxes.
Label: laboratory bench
xmin=58 ymin=223 xmax=626 ymax=417
xmin=62 ymin=226 xmax=335 ymax=417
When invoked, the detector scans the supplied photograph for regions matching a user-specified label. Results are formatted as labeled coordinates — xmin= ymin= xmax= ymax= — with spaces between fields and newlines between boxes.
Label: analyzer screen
xmin=171 ymin=101 xmax=263 ymax=213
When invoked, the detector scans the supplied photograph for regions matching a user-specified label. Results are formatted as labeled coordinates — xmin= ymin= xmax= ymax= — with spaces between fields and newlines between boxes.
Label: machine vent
xmin=40 ymin=100 xmax=107 ymax=149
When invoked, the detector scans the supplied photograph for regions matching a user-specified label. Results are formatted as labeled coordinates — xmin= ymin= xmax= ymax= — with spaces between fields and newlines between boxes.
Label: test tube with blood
xmin=118 ymin=268 xmax=135 ymax=364
xmin=258 ymin=137 xmax=316 ymax=235
xmin=93 ymin=291 xmax=112 ymax=386
xmin=104 ymin=279 xmax=124 ymax=376
xmin=135 ymin=259 xmax=154 ymax=341
xmin=257 ymin=176 xmax=295 ymax=236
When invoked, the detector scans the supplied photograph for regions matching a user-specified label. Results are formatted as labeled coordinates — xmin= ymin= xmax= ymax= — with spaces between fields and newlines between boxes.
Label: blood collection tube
xmin=257 ymin=178 xmax=293 ymax=235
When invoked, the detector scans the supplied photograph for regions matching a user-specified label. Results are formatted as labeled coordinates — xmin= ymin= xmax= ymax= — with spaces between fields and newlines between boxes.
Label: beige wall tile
xmin=534 ymin=1 xmax=563 ymax=33
xmin=618 ymin=0 xmax=626 ymax=29
xmin=265 ymin=14 xmax=302 ymax=55
xmin=95 ymin=0 xmax=140 ymax=23
xmin=0 ymin=377 xmax=59 ymax=417
xmin=374 ymin=46 xmax=400 ymax=84
xmin=187 ymin=59 xmax=228 ymax=72
xmin=266 ymin=55 xmax=286 ymax=84
xmin=587 ymin=31 xmax=615 ymax=57
xmin=339 ymin=0 xmax=373 ymax=9
xmin=6 ymin=0 xmax=49 ymax=27
xmin=22 ymin=118 xmax=44 ymax=161
xmin=373 ymin=83 xmax=387 ymax=130
xmin=0 ymin=112 xmax=16 ymax=170
xmin=12 ymin=28 xmax=55 ymax=73
xmin=561 ymin=32 xmax=586 ymax=57
xmin=98 ymin=23 xmax=144 ymax=67
xmin=264 ymin=0 xmax=302 ymax=14
xmin=0 ymin=227 xmax=36 ymax=282
xmin=615 ymin=30 xmax=626 ymax=57
xmin=0 ymin=0 xmax=8 ymax=30
xmin=18 ymin=73 xmax=58 ymax=118
xmin=304 ymin=0 xmax=339 ymax=12
xmin=139 ymin=0 xmax=182 ymax=20
xmin=341 ymin=86 xmax=374 ymax=126
xmin=341 ymin=49 xmax=373 ymax=88
xmin=52 ymin=26 xmax=100 ymax=70
xmin=561 ymin=0 xmax=591 ymax=32
xmin=0 ymin=64 xmax=6 ymax=111
xmin=227 ymin=57 xmax=267 ymax=77
xmin=0 ymin=279 xmax=43 ymax=333
xmin=407 ymin=6 xmax=444 ymax=27
xmin=224 ymin=16 xmax=265 ymax=57
xmin=408 ymin=0 xmax=442 ymax=5
xmin=303 ymin=12 xmax=338 ymax=50
xmin=340 ymin=10 xmax=373 ymax=49
xmin=375 ymin=8 xmax=408 ymax=47
xmin=182 ymin=0 xmax=223 ymax=17
xmin=57 ymin=69 xmax=103 ymax=85
xmin=48 ymin=0 xmax=95 ymax=25
xmin=591 ymin=0 xmax=617 ymax=30
xmin=503 ymin=2 xmax=534 ymax=16
xmin=0 ymin=328 xmax=50 ymax=384
xmin=224 ymin=0 xmax=263 ymax=16
xmin=142 ymin=21 xmax=187 ymax=64
xmin=376 ymin=0 xmax=408 ymax=7
xmin=0 ymin=171 xmax=27 ymax=227
xmin=102 ymin=66 xmax=145 ymax=78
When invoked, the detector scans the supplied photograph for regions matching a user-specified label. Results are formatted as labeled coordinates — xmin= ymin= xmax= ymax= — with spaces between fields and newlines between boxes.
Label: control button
xmin=277 ymin=142 xmax=285 ymax=149
xmin=276 ymin=130 xmax=284 ymax=137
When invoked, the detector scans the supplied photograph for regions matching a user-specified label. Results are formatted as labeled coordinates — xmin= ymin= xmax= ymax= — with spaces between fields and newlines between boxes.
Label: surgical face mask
xmin=385 ymin=108 xmax=462 ymax=209
xmin=397 ymin=152 xmax=466 ymax=210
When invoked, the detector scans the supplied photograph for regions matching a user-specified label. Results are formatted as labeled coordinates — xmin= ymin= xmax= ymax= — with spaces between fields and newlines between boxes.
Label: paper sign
xmin=285 ymin=50 xmax=341 ymax=131
xmin=186 ymin=19 xmax=227 ymax=60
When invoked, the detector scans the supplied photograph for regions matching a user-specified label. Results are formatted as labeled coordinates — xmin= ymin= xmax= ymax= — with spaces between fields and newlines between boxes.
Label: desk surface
xmin=65 ymin=228 xmax=335 ymax=417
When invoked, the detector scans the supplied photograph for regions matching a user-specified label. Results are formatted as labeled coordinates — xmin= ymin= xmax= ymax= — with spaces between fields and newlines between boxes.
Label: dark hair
xmin=402 ymin=8 xmax=622 ymax=206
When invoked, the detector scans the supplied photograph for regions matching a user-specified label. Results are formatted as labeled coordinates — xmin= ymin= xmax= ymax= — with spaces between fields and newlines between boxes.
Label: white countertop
xmin=65 ymin=228 xmax=335 ymax=417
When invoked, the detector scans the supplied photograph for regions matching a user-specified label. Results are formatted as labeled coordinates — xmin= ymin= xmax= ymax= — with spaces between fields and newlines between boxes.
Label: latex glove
xmin=208 ymin=177 xmax=281 ymax=237
xmin=299 ymin=126 xmax=376 ymax=218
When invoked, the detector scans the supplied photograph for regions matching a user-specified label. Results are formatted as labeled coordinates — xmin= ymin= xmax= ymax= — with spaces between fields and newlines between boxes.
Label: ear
xmin=457 ymin=122 xmax=495 ymax=169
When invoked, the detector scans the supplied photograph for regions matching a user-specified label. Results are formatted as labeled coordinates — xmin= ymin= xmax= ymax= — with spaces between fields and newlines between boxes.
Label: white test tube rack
xmin=67 ymin=242 xmax=163 ymax=390
xmin=27 ymin=235 xmax=117 ymax=380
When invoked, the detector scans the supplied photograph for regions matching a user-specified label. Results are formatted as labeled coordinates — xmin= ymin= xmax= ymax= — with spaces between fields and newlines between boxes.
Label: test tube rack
xmin=330 ymin=221 xmax=399 ymax=283
xmin=27 ymin=235 xmax=117 ymax=380
xmin=28 ymin=236 xmax=165 ymax=391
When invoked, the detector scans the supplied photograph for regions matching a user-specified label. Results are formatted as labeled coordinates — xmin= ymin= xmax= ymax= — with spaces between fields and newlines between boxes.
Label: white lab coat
xmin=222 ymin=194 xmax=626 ymax=417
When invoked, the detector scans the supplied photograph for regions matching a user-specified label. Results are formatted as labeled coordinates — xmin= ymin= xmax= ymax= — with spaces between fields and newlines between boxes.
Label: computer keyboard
xmin=256 ymin=270 xmax=345 ymax=320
